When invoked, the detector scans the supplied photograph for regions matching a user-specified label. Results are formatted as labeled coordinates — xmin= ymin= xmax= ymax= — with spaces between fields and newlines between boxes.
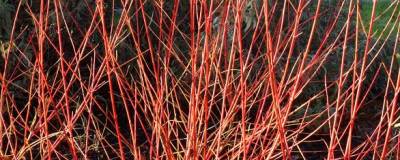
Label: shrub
xmin=0 ymin=0 xmax=399 ymax=159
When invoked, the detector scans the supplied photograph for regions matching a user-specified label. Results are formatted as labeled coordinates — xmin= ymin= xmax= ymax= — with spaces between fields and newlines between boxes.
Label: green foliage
xmin=360 ymin=1 xmax=400 ymax=38
xmin=0 ymin=0 xmax=14 ymax=40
